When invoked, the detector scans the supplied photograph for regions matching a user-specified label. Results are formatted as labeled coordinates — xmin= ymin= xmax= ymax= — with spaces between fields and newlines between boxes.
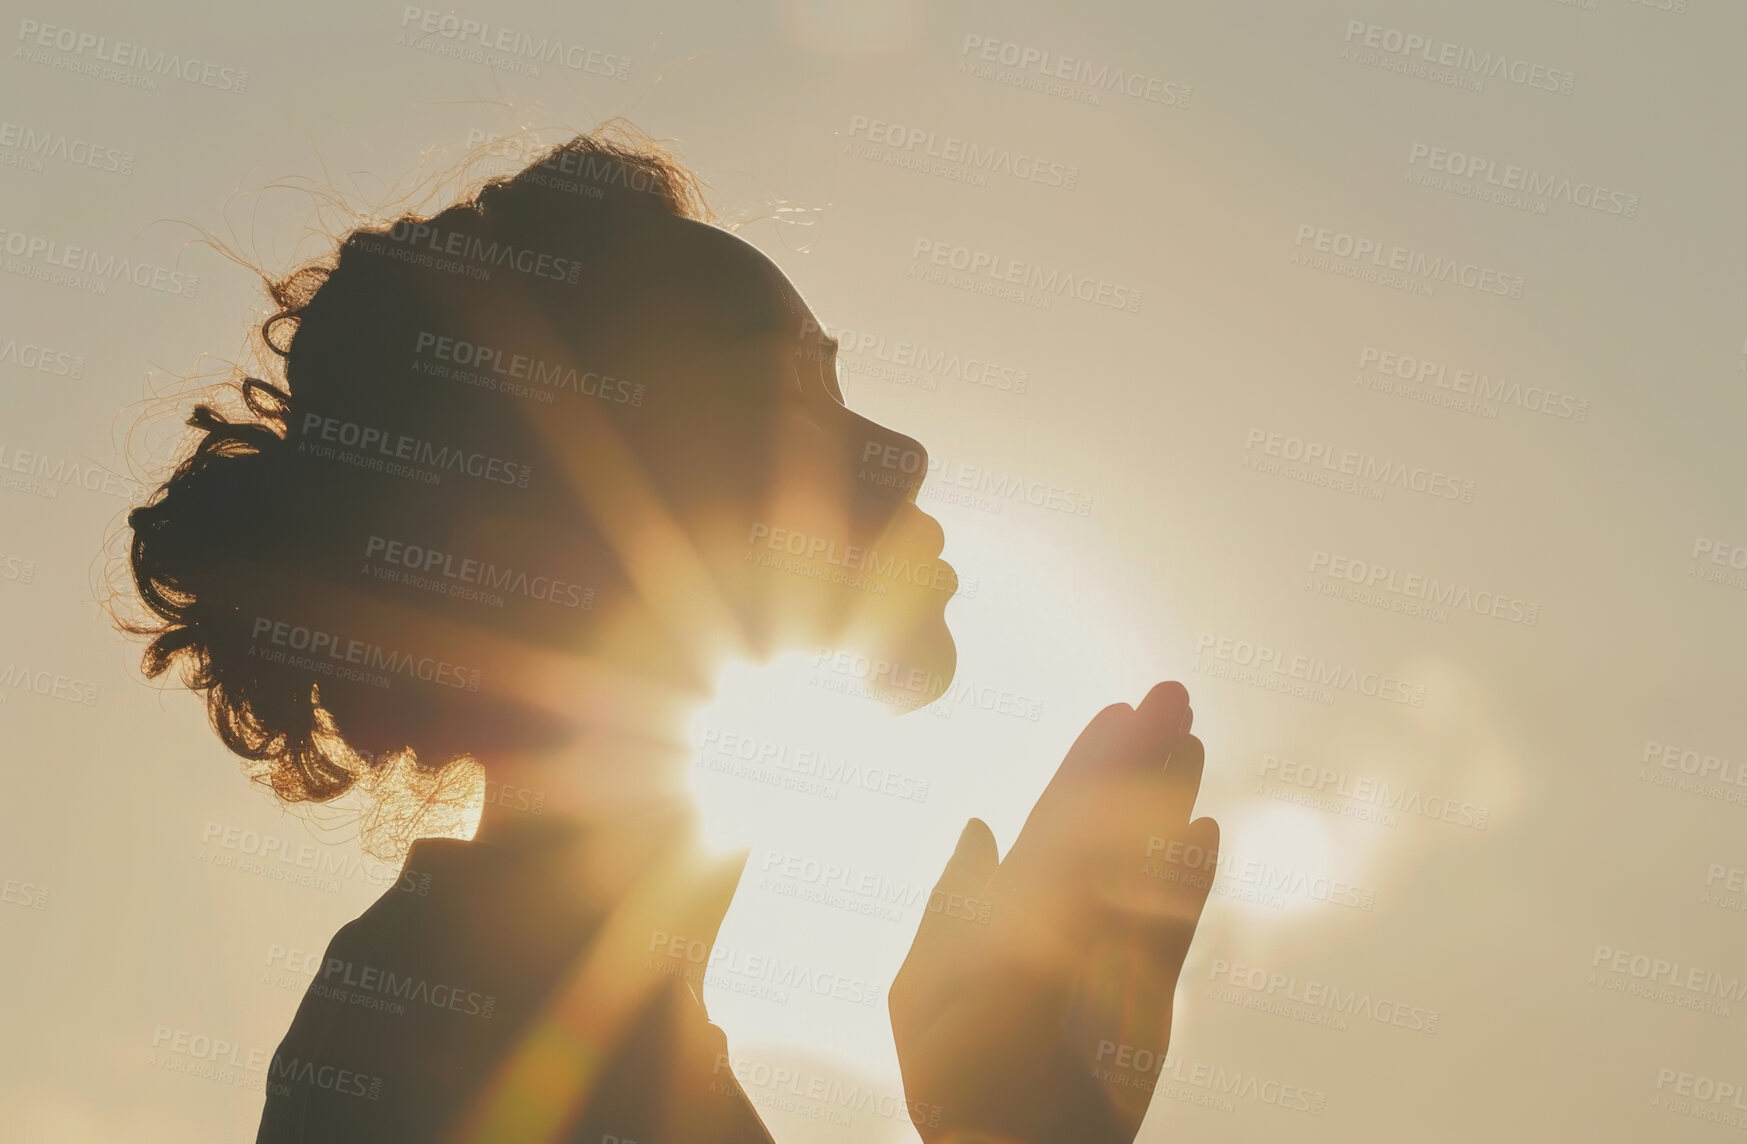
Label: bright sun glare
xmin=683 ymin=651 xmax=925 ymax=855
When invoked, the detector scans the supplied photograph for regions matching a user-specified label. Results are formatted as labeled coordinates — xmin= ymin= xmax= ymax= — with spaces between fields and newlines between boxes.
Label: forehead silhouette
xmin=582 ymin=214 xmax=811 ymax=371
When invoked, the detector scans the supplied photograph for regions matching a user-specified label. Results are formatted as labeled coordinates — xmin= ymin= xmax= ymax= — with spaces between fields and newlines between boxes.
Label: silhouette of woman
xmin=123 ymin=128 xmax=1219 ymax=1143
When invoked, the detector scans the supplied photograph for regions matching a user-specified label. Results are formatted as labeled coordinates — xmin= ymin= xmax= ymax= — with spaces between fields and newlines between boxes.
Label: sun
xmin=683 ymin=650 xmax=923 ymax=856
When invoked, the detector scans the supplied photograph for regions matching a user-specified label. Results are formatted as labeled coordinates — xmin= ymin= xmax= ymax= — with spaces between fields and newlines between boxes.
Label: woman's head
xmin=125 ymin=129 xmax=957 ymax=806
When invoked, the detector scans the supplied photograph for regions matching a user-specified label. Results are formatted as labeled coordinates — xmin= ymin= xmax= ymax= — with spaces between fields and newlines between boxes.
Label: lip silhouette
xmin=901 ymin=505 xmax=958 ymax=594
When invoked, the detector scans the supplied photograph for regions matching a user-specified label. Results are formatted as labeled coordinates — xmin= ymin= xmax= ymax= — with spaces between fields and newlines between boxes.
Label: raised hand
xmin=890 ymin=682 xmax=1219 ymax=1144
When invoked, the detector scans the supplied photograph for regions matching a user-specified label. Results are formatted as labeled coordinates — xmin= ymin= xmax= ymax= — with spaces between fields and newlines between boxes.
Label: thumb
xmin=912 ymin=818 xmax=999 ymax=950
xmin=894 ymin=819 xmax=1001 ymax=1033
xmin=942 ymin=817 xmax=1000 ymax=890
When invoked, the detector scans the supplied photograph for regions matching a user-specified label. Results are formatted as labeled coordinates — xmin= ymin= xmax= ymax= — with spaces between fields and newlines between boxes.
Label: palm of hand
xmin=891 ymin=682 xmax=1218 ymax=1144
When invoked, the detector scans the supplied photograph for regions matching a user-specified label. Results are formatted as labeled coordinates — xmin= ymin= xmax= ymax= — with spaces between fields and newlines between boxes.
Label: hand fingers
xmin=1034 ymin=681 xmax=1194 ymax=812
xmin=1132 ymin=680 xmax=1192 ymax=749
xmin=1010 ymin=701 xmax=1138 ymax=861
xmin=1009 ymin=686 xmax=1202 ymax=894
xmin=915 ymin=818 xmax=999 ymax=943
xmin=1022 ymin=731 xmax=1207 ymax=880
xmin=1165 ymin=816 xmax=1221 ymax=938
xmin=1051 ymin=701 xmax=1137 ymax=787
xmin=891 ymin=818 xmax=1001 ymax=1037
xmin=1158 ymin=732 xmax=1207 ymax=825
xmin=1097 ymin=681 xmax=1191 ymax=778
xmin=942 ymin=816 xmax=1000 ymax=889
xmin=1084 ymin=804 xmax=1218 ymax=926
xmin=1104 ymin=730 xmax=1208 ymax=912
